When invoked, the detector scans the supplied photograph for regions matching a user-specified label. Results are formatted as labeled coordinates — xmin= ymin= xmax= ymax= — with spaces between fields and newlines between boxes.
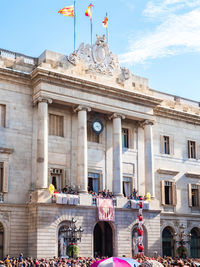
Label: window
xmin=0 ymin=105 xmax=6 ymax=128
xmin=87 ymin=122 xmax=99 ymax=143
xmin=0 ymin=162 xmax=8 ymax=193
xmin=123 ymin=177 xmax=131 ymax=197
xmin=161 ymin=180 xmax=176 ymax=206
xmin=0 ymin=163 xmax=3 ymax=192
xmin=161 ymin=135 xmax=172 ymax=155
xmin=50 ymin=168 xmax=64 ymax=191
xmin=188 ymin=140 xmax=196 ymax=159
xmin=49 ymin=114 xmax=64 ymax=137
xmin=88 ymin=172 xmax=100 ymax=193
xmin=122 ymin=128 xmax=129 ymax=148
xmin=163 ymin=136 xmax=170 ymax=154
xmin=188 ymin=184 xmax=200 ymax=207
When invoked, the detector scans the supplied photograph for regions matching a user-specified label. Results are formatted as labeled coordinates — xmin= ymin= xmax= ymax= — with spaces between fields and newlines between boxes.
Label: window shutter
xmin=188 ymin=140 xmax=190 ymax=158
xmin=188 ymin=184 xmax=192 ymax=207
xmin=161 ymin=180 xmax=165 ymax=205
xmin=3 ymin=162 xmax=8 ymax=193
xmin=170 ymin=136 xmax=174 ymax=155
xmin=48 ymin=167 xmax=51 ymax=185
xmin=198 ymin=185 xmax=200 ymax=208
xmin=160 ymin=135 xmax=164 ymax=153
xmin=172 ymin=182 xmax=177 ymax=206
xmin=61 ymin=169 xmax=65 ymax=189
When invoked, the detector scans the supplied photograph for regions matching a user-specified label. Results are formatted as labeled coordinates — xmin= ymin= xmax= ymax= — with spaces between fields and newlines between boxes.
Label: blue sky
xmin=0 ymin=0 xmax=200 ymax=101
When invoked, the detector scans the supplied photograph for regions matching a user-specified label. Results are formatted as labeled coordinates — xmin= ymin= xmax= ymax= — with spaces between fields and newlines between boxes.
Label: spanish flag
xmin=102 ymin=16 xmax=108 ymax=28
xmin=85 ymin=4 xmax=94 ymax=20
xmin=58 ymin=6 xmax=74 ymax=17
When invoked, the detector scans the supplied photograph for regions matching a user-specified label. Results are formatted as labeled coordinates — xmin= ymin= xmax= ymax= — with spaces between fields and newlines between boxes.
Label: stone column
xmin=142 ymin=120 xmax=155 ymax=197
xmin=74 ymin=105 xmax=91 ymax=193
xmin=111 ymin=113 xmax=125 ymax=196
xmin=36 ymin=97 xmax=52 ymax=189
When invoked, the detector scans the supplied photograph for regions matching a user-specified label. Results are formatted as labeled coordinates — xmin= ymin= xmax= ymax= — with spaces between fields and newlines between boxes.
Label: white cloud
xmin=143 ymin=0 xmax=200 ymax=18
xmin=119 ymin=1 xmax=200 ymax=65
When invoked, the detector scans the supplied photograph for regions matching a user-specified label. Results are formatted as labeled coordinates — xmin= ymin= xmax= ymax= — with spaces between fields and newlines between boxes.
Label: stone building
xmin=0 ymin=36 xmax=200 ymax=259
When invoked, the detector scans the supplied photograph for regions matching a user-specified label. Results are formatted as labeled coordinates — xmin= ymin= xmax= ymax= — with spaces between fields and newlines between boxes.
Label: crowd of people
xmin=1 ymin=254 xmax=200 ymax=267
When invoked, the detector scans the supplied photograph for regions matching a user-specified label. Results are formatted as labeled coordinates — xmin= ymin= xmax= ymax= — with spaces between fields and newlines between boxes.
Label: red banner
xmin=97 ymin=198 xmax=114 ymax=221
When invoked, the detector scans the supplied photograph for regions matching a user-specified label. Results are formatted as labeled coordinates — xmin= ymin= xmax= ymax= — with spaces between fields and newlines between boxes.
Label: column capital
xmin=138 ymin=119 xmax=154 ymax=128
xmin=33 ymin=96 xmax=53 ymax=106
xmin=73 ymin=105 xmax=91 ymax=113
xmin=108 ymin=113 xmax=125 ymax=120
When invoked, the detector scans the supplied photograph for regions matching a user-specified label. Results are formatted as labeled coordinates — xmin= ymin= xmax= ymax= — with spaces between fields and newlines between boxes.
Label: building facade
xmin=0 ymin=37 xmax=200 ymax=259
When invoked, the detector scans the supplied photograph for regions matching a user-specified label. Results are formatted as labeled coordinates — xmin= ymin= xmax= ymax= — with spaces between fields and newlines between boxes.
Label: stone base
xmin=30 ymin=189 xmax=52 ymax=203
xmin=115 ymin=196 xmax=129 ymax=208
xmin=79 ymin=193 xmax=92 ymax=206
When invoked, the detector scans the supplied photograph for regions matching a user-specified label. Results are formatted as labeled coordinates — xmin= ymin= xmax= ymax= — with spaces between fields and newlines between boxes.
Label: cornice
xmin=154 ymin=106 xmax=200 ymax=125
xmin=0 ymin=67 xmax=31 ymax=86
xmin=157 ymin=168 xmax=179 ymax=176
xmin=185 ymin=172 xmax=200 ymax=179
xmin=0 ymin=147 xmax=14 ymax=154
xmin=30 ymin=67 xmax=162 ymax=108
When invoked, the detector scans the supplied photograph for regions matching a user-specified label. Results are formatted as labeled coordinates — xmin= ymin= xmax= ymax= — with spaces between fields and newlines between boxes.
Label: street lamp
xmin=174 ymin=224 xmax=191 ymax=258
xmin=60 ymin=218 xmax=84 ymax=258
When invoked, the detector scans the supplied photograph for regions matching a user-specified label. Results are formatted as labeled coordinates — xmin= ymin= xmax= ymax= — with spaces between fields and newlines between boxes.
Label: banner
xmin=97 ymin=198 xmax=114 ymax=221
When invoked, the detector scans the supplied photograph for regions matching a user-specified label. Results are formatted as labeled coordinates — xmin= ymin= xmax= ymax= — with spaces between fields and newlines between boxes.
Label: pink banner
xmin=97 ymin=198 xmax=114 ymax=221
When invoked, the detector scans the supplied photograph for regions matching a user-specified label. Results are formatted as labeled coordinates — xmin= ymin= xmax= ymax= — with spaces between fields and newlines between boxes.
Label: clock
xmin=91 ymin=120 xmax=104 ymax=134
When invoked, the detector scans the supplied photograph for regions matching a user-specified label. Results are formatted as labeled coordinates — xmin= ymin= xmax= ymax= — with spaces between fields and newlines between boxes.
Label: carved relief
xmin=67 ymin=35 xmax=120 ymax=76
xmin=0 ymin=212 xmax=10 ymax=222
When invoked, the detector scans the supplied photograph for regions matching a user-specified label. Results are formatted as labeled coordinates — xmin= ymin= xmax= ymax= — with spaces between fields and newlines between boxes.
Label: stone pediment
xmin=65 ymin=35 xmax=148 ymax=90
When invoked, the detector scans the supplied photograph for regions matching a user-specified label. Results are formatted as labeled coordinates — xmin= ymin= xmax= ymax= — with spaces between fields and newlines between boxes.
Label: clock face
xmin=92 ymin=120 xmax=103 ymax=134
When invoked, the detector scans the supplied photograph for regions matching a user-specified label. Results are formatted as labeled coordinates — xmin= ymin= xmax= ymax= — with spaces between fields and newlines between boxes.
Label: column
xmin=142 ymin=120 xmax=155 ymax=197
xmin=137 ymin=125 xmax=145 ymax=196
xmin=111 ymin=113 xmax=125 ymax=196
xmin=36 ymin=97 xmax=52 ymax=189
xmin=74 ymin=105 xmax=91 ymax=193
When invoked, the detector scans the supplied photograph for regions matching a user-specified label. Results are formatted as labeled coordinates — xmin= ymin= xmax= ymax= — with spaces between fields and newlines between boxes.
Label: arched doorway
xmin=0 ymin=223 xmax=4 ymax=259
xmin=93 ymin=222 xmax=113 ymax=257
xmin=58 ymin=222 xmax=70 ymax=257
xmin=132 ymin=224 xmax=148 ymax=256
xmin=190 ymin=228 xmax=200 ymax=258
xmin=162 ymin=227 xmax=175 ymax=257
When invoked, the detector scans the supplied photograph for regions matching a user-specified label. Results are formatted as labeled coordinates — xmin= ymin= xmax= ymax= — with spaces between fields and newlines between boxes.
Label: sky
xmin=0 ymin=0 xmax=200 ymax=102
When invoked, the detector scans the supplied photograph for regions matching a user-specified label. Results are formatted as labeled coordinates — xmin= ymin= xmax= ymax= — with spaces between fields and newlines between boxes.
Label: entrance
xmin=93 ymin=221 xmax=113 ymax=257
xmin=0 ymin=223 xmax=4 ymax=259
xmin=190 ymin=228 xmax=200 ymax=258
xmin=162 ymin=227 xmax=174 ymax=257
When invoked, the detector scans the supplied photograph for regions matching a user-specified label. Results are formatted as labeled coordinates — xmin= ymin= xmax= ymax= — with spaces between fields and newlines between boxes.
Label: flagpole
xmin=91 ymin=18 xmax=93 ymax=48
xmin=74 ymin=0 xmax=76 ymax=51
xmin=106 ymin=12 xmax=108 ymax=44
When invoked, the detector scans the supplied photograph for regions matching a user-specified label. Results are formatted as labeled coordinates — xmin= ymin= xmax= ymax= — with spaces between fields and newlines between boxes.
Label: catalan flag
xmin=102 ymin=16 xmax=108 ymax=28
xmin=58 ymin=6 xmax=74 ymax=17
xmin=85 ymin=4 xmax=94 ymax=20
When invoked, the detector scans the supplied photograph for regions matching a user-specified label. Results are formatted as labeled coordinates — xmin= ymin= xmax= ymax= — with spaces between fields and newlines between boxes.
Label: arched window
xmin=0 ymin=223 xmax=4 ymax=259
xmin=162 ymin=227 xmax=175 ymax=257
xmin=190 ymin=228 xmax=200 ymax=258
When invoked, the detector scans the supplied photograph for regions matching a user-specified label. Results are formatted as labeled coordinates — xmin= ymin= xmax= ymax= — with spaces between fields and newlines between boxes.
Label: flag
xmin=102 ymin=16 xmax=108 ymax=28
xmin=58 ymin=6 xmax=74 ymax=17
xmin=85 ymin=4 xmax=94 ymax=20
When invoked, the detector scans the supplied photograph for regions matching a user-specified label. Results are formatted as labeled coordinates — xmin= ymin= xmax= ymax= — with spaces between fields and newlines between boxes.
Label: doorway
xmin=93 ymin=221 xmax=113 ymax=257
xmin=162 ymin=227 xmax=175 ymax=257
xmin=0 ymin=223 xmax=4 ymax=259
xmin=190 ymin=228 xmax=200 ymax=258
